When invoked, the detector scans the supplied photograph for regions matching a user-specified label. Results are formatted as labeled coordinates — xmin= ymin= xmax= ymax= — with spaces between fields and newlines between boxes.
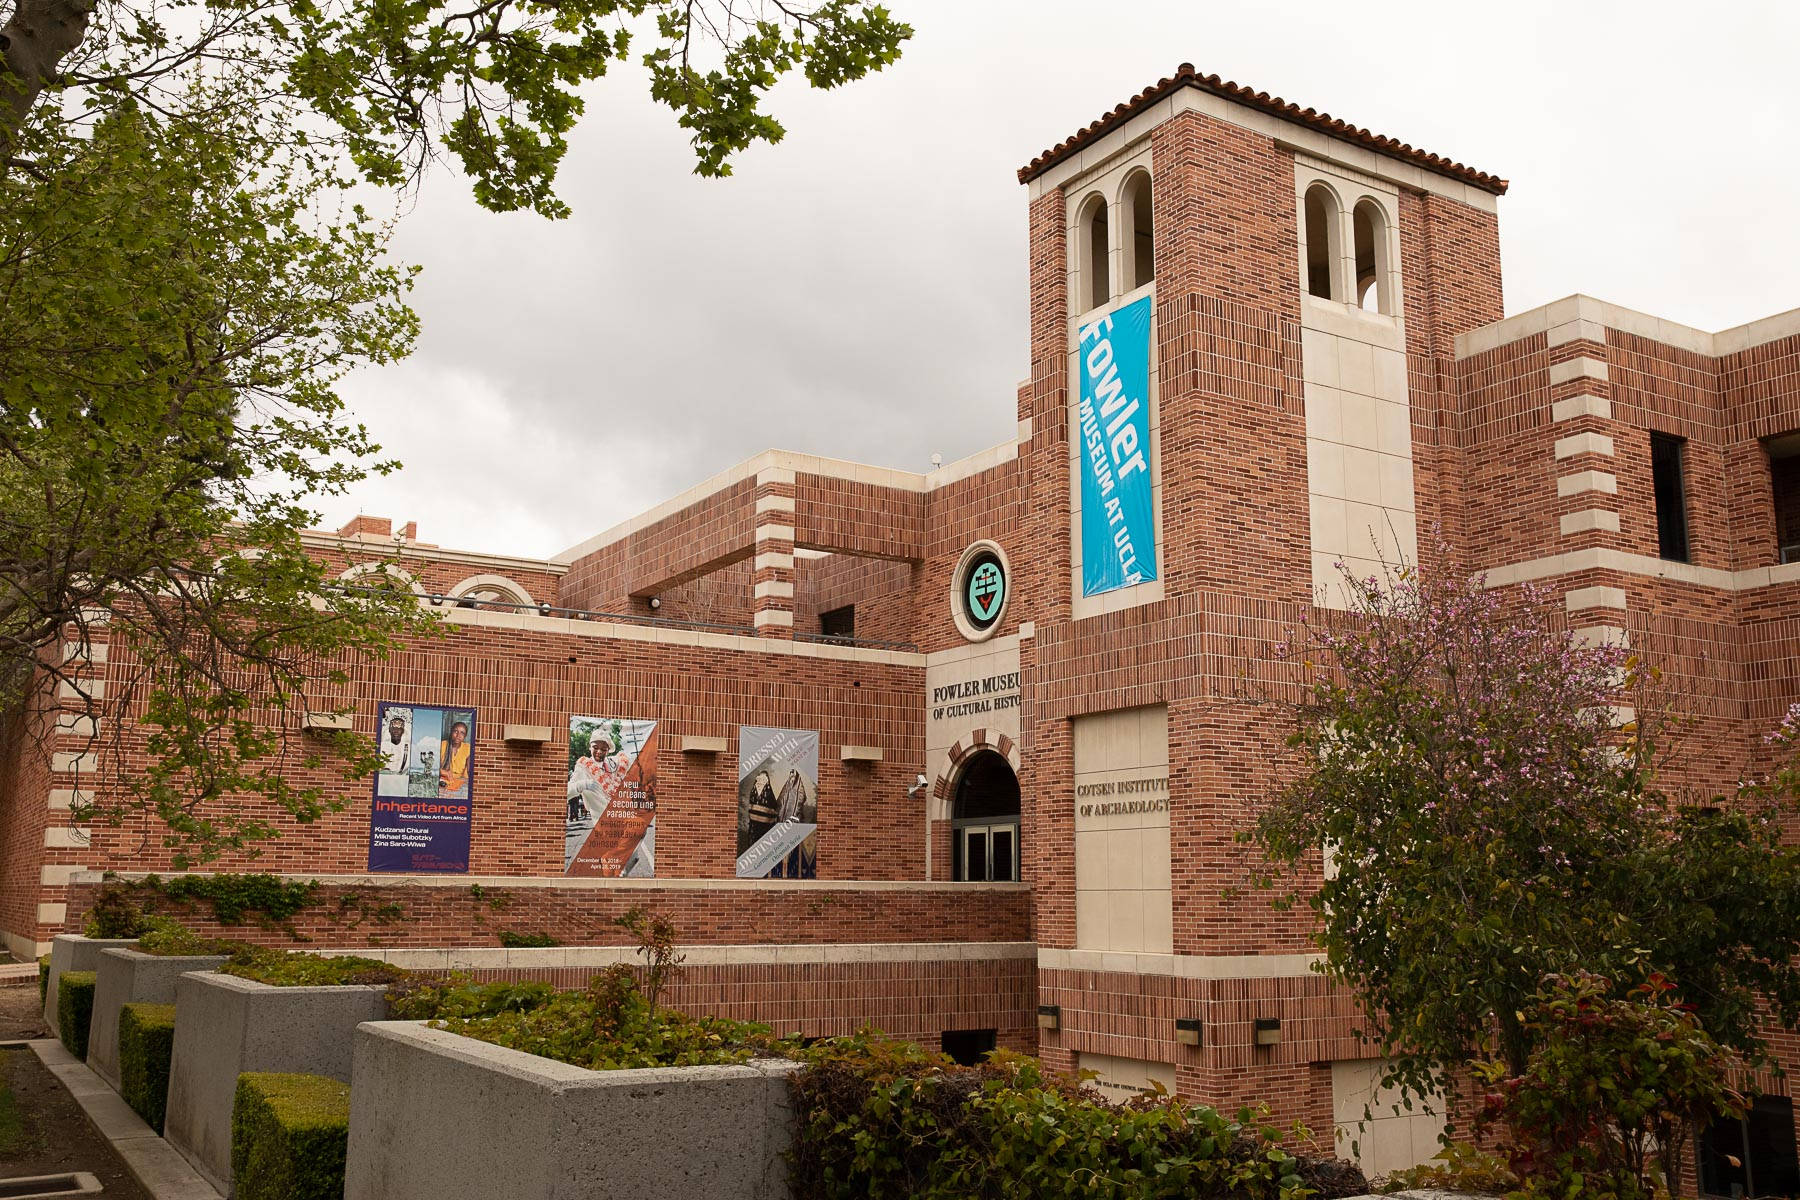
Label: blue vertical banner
xmin=1077 ymin=295 xmax=1158 ymax=596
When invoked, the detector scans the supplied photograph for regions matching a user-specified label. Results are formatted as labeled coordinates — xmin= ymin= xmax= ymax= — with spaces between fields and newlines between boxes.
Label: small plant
xmin=384 ymin=977 xmax=555 ymax=1021
xmin=1476 ymin=970 xmax=1744 ymax=1200
xmin=84 ymin=884 xmax=149 ymax=938
xmin=616 ymin=906 xmax=683 ymax=1018
xmin=134 ymin=873 xmax=321 ymax=929
xmin=1381 ymin=1142 xmax=1517 ymax=1194
xmin=497 ymin=931 xmax=559 ymax=948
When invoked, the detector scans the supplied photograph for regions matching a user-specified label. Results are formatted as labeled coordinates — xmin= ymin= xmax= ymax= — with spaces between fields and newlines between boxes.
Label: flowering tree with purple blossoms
xmin=1242 ymin=560 xmax=1800 ymax=1116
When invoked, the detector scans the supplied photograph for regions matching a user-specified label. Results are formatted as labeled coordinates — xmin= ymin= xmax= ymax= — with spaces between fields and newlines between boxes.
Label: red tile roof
xmin=1018 ymin=64 xmax=1509 ymax=195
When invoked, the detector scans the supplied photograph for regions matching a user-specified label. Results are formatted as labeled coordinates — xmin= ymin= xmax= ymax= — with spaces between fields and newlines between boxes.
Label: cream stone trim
xmin=926 ymin=440 xmax=1019 ymax=490
xmin=1573 ymin=625 xmax=1630 ymax=649
xmin=1474 ymin=547 xmax=1800 ymax=592
xmin=335 ymin=941 xmax=1038 ymax=972
xmin=752 ymin=580 xmax=795 ymax=600
xmin=840 ymin=745 xmax=883 ymax=762
xmin=302 ymin=712 xmax=354 ymax=732
xmin=753 ymin=494 xmax=796 ymax=515
xmin=37 ymin=902 xmax=68 ymax=926
xmin=1548 ymin=356 xmax=1609 ymax=385
xmin=51 ymin=753 xmax=96 ymax=774
xmin=48 ymin=790 xmax=88 ymax=812
xmin=677 ymin=735 xmax=730 ymax=754
xmin=57 ymin=679 xmax=105 ymax=701
xmin=755 ymin=467 xmax=796 ymax=487
xmin=78 ymin=870 xmax=1029 ymax=894
xmin=1456 ymin=293 xmax=1800 ymax=360
xmin=1554 ymin=432 xmax=1615 ymax=460
xmin=54 ymin=714 xmax=98 ymax=738
xmin=1565 ymin=586 xmax=1628 ymax=611
xmin=751 ymin=610 xmax=795 ymax=628
xmin=303 ymin=532 xmax=564 ymax=577
xmin=1552 ymin=393 xmax=1612 ymax=422
xmin=42 ymin=864 xmax=85 ymax=885
xmin=3 ymin=931 xmax=49 ymax=960
xmin=752 ymin=552 xmax=795 ymax=573
xmin=754 ymin=523 xmax=796 ymax=543
xmin=1560 ymin=509 xmax=1621 ymax=536
xmin=61 ymin=642 xmax=106 ymax=663
xmin=1557 ymin=471 xmax=1618 ymax=497
xmin=1036 ymin=947 xmax=1323 ymax=980
xmin=44 ymin=827 xmax=90 ymax=849
xmin=446 ymin=574 xmax=537 ymax=606
xmin=501 ymin=724 xmax=552 ymax=743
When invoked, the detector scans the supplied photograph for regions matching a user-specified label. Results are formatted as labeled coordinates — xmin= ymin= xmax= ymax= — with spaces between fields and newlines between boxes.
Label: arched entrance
xmin=951 ymin=750 xmax=1020 ymax=882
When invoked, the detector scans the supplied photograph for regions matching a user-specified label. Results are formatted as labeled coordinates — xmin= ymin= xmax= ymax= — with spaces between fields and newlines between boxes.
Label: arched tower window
xmin=1078 ymin=193 xmax=1110 ymax=314
xmin=950 ymin=750 xmax=1020 ymax=882
xmin=1122 ymin=170 xmax=1154 ymax=291
xmin=1303 ymin=184 xmax=1341 ymax=301
xmin=1354 ymin=199 xmax=1391 ymax=314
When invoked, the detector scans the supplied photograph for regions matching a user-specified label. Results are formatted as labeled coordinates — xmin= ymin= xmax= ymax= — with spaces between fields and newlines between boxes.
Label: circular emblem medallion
xmin=962 ymin=550 xmax=1006 ymax=632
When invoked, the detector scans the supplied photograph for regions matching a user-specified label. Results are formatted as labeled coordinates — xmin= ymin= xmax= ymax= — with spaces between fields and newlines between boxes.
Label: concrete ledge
xmin=678 ymin=735 xmax=730 ymax=754
xmin=88 ymin=949 xmax=227 ymax=1090
xmin=75 ymin=869 xmax=1030 ymax=894
xmin=345 ymin=1021 xmax=800 ymax=1200
xmin=166 ymin=971 xmax=388 ymax=1196
xmin=301 ymin=712 xmax=353 ymax=731
xmin=501 ymin=724 xmax=553 ymax=743
xmin=29 ymin=1038 xmax=222 ymax=1200
xmin=44 ymin=935 xmax=139 ymax=1040
xmin=839 ymin=745 xmax=884 ymax=762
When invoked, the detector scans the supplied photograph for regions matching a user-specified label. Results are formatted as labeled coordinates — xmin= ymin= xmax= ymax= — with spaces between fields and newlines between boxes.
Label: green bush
xmin=232 ymin=1072 xmax=349 ymax=1200
xmin=221 ymin=949 xmax=408 ymax=988
xmin=56 ymin=971 xmax=96 ymax=1060
xmin=384 ymin=975 xmax=556 ymax=1021
xmin=136 ymin=914 xmax=239 ymax=957
xmin=84 ymin=884 xmax=149 ymax=937
xmin=137 ymin=873 xmax=320 ymax=927
xmin=496 ymin=930 xmax=559 ymax=948
xmin=434 ymin=966 xmax=780 ymax=1070
xmin=119 ymin=1003 xmax=177 ymax=1133
xmin=788 ymin=1033 xmax=1367 ymax=1200
xmin=37 ymin=956 xmax=49 ymax=1004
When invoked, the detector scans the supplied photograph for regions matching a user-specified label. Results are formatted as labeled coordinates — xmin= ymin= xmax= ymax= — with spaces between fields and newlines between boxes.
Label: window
xmin=1303 ymin=184 xmax=1340 ymax=300
xmin=1701 ymin=1096 xmax=1800 ymax=1198
xmin=1353 ymin=199 xmax=1389 ymax=313
xmin=941 ymin=1028 xmax=997 ymax=1067
xmin=1650 ymin=432 xmax=1690 ymax=562
xmin=1079 ymin=193 xmax=1110 ymax=313
xmin=1122 ymin=170 xmax=1154 ymax=291
xmin=819 ymin=605 xmax=854 ymax=640
xmin=1767 ymin=434 xmax=1800 ymax=562
xmin=950 ymin=750 xmax=1020 ymax=882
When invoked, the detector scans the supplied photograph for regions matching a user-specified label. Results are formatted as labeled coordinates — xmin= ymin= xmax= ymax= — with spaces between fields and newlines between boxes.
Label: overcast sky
xmin=325 ymin=0 xmax=1800 ymax=560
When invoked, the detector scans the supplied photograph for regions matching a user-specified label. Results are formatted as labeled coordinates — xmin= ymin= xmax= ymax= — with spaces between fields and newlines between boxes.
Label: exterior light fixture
xmin=1253 ymin=1018 xmax=1281 ymax=1046
xmin=1037 ymin=1005 xmax=1061 ymax=1031
xmin=428 ymin=594 xmax=445 ymax=606
xmin=537 ymin=601 xmax=553 ymax=617
xmin=1175 ymin=1017 xmax=1203 ymax=1047
xmin=648 ymin=596 xmax=662 ymax=610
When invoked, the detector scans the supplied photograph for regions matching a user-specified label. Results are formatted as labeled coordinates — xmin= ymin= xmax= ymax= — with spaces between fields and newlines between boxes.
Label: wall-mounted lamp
xmin=1175 ymin=1017 xmax=1203 ymax=1047
xmin=648 ymin=596 xmax=662 ymax=610
xmin=427 ymin=594 xmax=445 ymax=606
xmin=1253 ymin=1018 xmax=1281 ymax=1047
xmin=537 ymin=601 xmax=553 ymax=617
xmin=1037 ymin=1005 xmax=1061 ymax=1031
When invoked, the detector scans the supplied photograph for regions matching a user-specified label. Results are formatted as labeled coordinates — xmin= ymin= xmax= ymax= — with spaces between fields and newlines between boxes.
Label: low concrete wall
xmin=42 ymin=935 xmax=138 ymax=1039
xmin=345 ymin=1022 xmax=799 ymax=1200
xmin=87 ymin=948 xmax=227 ymax=1090
xmin=165 ymin=971 xmax=387 ymax=1197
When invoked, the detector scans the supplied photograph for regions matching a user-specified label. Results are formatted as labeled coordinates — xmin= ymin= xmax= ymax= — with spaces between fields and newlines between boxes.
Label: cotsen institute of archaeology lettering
xmin=1075 ymin=775 xmax=1169 ymax=818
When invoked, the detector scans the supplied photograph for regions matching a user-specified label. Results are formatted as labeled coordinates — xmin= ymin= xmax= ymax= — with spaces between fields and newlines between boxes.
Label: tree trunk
xmin=0 ymin=0 xmax=96 ymax=159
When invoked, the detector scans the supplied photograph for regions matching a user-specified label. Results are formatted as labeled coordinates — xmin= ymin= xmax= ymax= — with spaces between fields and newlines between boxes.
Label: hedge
xmin=232 ymin=1073 xmax=351 ymax=1200
xmin=119 ymin=1003 xmax=177 ymax=1133
xmin=37 ymin=956 xmax=49 ymax=1004
xmin=57 ymin=970 xmax=96 ymax=1061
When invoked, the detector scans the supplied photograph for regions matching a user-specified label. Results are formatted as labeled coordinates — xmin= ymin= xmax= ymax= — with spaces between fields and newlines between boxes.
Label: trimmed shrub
xmin=84 ymin=884 xmax=149 ymax=937
xmin=384 ymin=975 xmax=556 ymax=1021
xmin=232 ymin=1072 xmax=350 ymax=1200
xmin=37 ymin=956 xmax=49 ymax=1004
xmin=119 ymin=1003 xmax=177 ymax=1133
xmin=220 ymin=949 xmax=407 ymax=988
xmin=56 ymin=970 xmax=96 ymax=1060
xmin=496 ymin=930 xmax=559 ymax=948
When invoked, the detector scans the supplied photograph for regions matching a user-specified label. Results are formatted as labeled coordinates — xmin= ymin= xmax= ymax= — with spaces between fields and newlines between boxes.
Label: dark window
xmin=951 ymin=750 xmax=1021 ymax=883
xmin=1769 ymin=440 xmax=1800 ymax=563
xmin=941 ymin=1028 xmax=997 ymax=1066
xmin=1702 ymin=1096 xmax=1800 ymax=1198
xmin=1651 ymin=432 xmax=1690 ymax=562
xmin=819 ymin=605 xmax=854 ymax=640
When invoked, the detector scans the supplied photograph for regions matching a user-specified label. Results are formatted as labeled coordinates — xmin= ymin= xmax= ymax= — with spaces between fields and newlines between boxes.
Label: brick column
xmin=751 ymin=467 xmax=796 ymax=638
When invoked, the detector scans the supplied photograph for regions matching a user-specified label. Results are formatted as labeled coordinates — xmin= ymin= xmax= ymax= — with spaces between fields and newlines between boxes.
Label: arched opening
xmin=951 ymin=750 xmax=1020 ymax=882
xmin=447 ymin=574 xmax=534 ymax=609
xmin=1354 ymin=199 xmax=1389 ymax=313
xmin=1303 ymin=185 xmax=1340 ymax=301
xmin=1079 ymin=193 xmax=1110 ymax=313
xmin=1122 ymin=171 xmax=1154 ymax=291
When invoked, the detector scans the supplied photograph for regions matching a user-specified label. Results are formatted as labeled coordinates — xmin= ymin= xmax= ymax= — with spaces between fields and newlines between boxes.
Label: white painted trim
xmin=1036 ymin=947 xmax=1323 ymax=980
xmin=1560 ymin=509 xmax=1620 ymax=536
xmin=1554 ymin=432 xmax=1615 ymax=460
xmin=1551 ymin=393 xmax=1612 ymax=422
xmin=75 ymin=870 xmax=1030 ymax=894
xmin=1557 ymin=471 xmax=1617 ymax=498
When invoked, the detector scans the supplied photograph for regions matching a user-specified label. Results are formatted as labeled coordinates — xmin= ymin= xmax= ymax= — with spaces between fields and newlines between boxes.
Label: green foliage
xmin=136 ymin=874 xmax=321 ymax=928
xmin=0 ymin=1051 xmax=28 ymax=1159
xmin=497 ymin=930 xmax=560 ymax=948
xmin=232 ymin=1072 xmax=350 ymax=1200
xmin=1243 ymin=559 xmax=1800 ymax=1114
xmin=438 ymin=966 xmax=778 ymax=1070
xmin=119 ymin=1003 xmax=178 ymax=1133
xmin=1475 ymin=972 xmax=1743 ymax=1200
xmin=136 ymin=916 xmax=238 ymax=958
xmin=788 ymin=1032 xmax=1363 ymax=1200
xmin=221 ymin=950 xmax=408 ymax=988
xmin=616 ymin=905 xmax=683 ymax=1017
xmin=84 ymin=885 xmax=150 ymax=938
xmin=38 ymin=956 xmax=49 ymax=1004
xmin=57 ymin=971 xmax=97 ymax=1060
xmin=1380 ymin=1142 xmax=1518 ymax=1194
xmin=384 ymin=976 xmax=557 ymax=1021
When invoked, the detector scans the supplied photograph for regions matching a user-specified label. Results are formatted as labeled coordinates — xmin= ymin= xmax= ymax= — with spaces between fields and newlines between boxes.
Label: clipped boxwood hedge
xmin=57 ymin=970 xmax=96 ymax=1060
xmin=119 ymin=1003 xmax=177 ymax=1133
xmin=37 ymin=955 xmax=49 ymax=1004
xmin=232 ymin=1072 xmax=351 ymax=1200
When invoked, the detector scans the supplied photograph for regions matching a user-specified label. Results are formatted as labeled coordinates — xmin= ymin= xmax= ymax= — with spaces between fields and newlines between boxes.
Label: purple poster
xmin=367 ymin=701 xmax=476 ymax=873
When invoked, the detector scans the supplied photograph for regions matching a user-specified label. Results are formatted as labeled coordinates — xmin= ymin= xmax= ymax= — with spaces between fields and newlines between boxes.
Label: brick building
xmin=6 ymin=64 xmax=1800 ymax=1178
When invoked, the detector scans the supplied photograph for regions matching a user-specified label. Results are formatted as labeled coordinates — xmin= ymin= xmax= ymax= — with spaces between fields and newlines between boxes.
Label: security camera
xmin=906 ymin=773 xmax=928 ymax=798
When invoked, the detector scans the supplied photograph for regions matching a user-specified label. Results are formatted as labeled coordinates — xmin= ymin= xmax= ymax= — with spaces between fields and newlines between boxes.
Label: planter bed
xmin=87 ymin=947 xmax=227 ymax=1089
xmin=41 ymin=934 xmax=138 ymax=1040
xmin=344 ymin=1021 xmax=799 ymax=1200
xmin=166 ymin=970 xmax=387 ymax=1196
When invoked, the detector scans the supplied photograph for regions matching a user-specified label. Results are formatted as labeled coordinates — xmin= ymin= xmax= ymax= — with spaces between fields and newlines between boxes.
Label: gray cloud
xmin=329 ymin=0 xmax=1800 ymax=558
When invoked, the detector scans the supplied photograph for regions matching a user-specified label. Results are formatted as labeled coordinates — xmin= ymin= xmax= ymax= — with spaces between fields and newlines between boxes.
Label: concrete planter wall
xmin=87 ymin=947 xmax=228 ymax=1090
xmin=345 ymin=1022 xmax=800 ymax=1200
xmin=165 ymin=971 xmax=387 ymax=1197
xmin=42 ymin=934 xmax=138 ymax=1039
